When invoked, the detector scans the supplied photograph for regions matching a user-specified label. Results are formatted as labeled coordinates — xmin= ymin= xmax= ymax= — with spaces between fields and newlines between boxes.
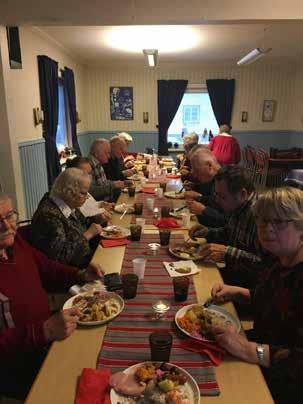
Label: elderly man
xmin=103 ymin=136 xmax=136 ymax=181
xmin=185 ymin=147 xmax=225 ymax=227
xmin=118 ymin=132 xmax=136 ymax=168
xmin=189 ymin=166 xmax=273 ymax=288
xmin=31 ymin=168 xmax=103 ymax=268
xmin=88 ymin=138 xmax=125 ymax=201
xmin=0 ymin=192 xmax=102 ymax=398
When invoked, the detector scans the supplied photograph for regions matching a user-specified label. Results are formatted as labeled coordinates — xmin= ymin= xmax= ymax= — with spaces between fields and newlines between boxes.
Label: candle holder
xmin=148 ymin=243 xmax=160 ymax=256
xmin=152 ymin=300 xmax=170 ymax=319
xmin=153 ymin=207 xmax=160 ymax=219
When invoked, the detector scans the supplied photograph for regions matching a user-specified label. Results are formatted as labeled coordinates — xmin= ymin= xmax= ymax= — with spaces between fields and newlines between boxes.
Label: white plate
xmin=63 ymin=291 xmax=124 ymax=326
xmin=169 ymin=242 xmax=202 ymax=261
xmin=175 ymin=303 xmax=241 ymax=341
xmin=101 ymin=225 xmax=131 ymax=239
xmin=163 ymin=260 xmax=200 ymax=277
xmin=114 ymin=204 xmax=135 ymax=214
xmin=110 ymin=362 xmax=200 ymax=404
xmin=121 ymin=187 xmax=141 ymax=194
xmin=169 ymin=207 xmax=193 ymax=219
xmin=164 ymin=191 xmax=185 ymax=199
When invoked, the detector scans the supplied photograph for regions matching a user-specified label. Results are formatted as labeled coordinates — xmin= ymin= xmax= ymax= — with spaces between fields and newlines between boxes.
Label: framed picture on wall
xmin=110 ymin=86 xmax=134 ymax=120
xmin=262 ymin=100 xmax=276 ymax=122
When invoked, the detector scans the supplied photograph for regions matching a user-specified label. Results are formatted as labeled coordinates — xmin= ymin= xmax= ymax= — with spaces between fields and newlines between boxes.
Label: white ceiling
xmin=37 ymin=22 xmax=303 ymax=66
xmin=1 ymin=0 xmax=303 ymax=25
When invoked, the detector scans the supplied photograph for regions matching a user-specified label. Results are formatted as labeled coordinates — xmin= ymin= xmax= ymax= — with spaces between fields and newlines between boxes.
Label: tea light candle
xmin=148 ymin=243 xmax=160 ymax=256
xmin=152 ymin=300 xmax=170 ymax=318
xmin=153 ymin=207 xmax=160 ymax=219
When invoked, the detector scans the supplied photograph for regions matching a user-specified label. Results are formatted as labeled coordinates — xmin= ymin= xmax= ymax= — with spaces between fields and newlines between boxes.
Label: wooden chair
xmin=270 ymin=147 xmax=302 ymax=159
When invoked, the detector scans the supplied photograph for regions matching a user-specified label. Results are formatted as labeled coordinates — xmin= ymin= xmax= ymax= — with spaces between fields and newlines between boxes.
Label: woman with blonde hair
xmin=209 ymin=187 xmax=303 ymax=403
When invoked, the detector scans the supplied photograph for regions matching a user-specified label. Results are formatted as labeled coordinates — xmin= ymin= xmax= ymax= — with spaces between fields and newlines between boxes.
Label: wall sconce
xmin=143 ymin=49 xmax=158 ymax=67
xmin=33 ymin=107 xmax=44 ymax=126
xmin=143 ymin=112 xmax=149 ymax=123
xmin=76 ymin=111 xmax=82 ymax=124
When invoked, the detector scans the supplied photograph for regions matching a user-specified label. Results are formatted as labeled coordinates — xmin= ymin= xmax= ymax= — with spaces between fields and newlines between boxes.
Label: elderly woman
xmin=210 ymin=187 xmax=303 ymax=404
xmin=31 ymin=168 xmax=103 ymax=268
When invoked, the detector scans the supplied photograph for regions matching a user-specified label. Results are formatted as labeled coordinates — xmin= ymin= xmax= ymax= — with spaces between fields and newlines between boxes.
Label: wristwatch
xmin=256 ymin=343 xmax=265 ymax=365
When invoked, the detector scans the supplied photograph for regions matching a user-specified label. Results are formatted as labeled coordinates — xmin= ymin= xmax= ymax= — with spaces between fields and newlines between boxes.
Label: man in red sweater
xmin=0 ymin=193 xmax=103 ymax=399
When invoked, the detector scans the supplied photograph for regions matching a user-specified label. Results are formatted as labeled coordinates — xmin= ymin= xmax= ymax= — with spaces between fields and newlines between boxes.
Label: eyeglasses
xmin=0 ymin=210 xmax=18 ymax=228
xmin=256 ymin=218 xmax=292 ymax=231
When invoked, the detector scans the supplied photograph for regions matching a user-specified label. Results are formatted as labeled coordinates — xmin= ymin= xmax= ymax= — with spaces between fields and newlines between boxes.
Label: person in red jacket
xmin=209 ymin=124 xmax=241 ymax=165
xmin=0 ymin=192 xmax=103 ymax=399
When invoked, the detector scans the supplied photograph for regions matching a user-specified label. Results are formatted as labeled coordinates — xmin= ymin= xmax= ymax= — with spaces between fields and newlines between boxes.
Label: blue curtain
xmin=206 ymin=79 xmax=235 ymax=126
xmin=63 ymin=67 xmax=81 ymax=155
xmin=157 ymin=80 xmax=188 ymax=155
xmin=38 ymin=55 xmax=61 ymax=187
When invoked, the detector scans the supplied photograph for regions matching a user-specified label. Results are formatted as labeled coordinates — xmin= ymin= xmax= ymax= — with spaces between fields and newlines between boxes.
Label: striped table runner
xmin=131 ymin=193 xmax=175 ymax=224
xmin=97 ymin=234 xmax=220 ymax=396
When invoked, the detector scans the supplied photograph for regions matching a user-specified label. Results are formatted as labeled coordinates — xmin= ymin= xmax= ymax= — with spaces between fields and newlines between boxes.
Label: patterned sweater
xmin=31 ymin=194 xmax=96 ymax=268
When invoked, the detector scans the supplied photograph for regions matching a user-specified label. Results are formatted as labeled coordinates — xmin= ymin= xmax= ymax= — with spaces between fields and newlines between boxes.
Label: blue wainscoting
xmin=19 ymin=139 xmax=48 ymax=219
xmin=77 ymin=131 xmax=159 ymax=156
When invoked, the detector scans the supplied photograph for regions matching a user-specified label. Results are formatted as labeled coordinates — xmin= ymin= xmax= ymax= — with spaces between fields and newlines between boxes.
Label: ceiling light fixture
xmin=237 ymin=48 xmax=272 ymax=66
xmin=143 ymin=49 xmax=158 ymax=67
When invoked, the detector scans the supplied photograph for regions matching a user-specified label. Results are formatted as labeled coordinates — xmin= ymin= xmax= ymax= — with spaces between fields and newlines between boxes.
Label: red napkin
xmin=166 ymin=174 xmax=181 ymax=179
xmin=75 ymin=368 xmax=111 ymax=404
xmin=101 ymin=238 xmax=129 ymax=248
xmin=153 ymin=218 xmax=181 ymax=228
xmin=141 ymin=187 xmax=156 ymax=194
xmin=180 ymin=339 xmax=225 ymax=366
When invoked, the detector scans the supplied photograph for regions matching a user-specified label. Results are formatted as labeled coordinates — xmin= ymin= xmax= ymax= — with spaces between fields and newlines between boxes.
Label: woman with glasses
xmin=209 ymin=187 xmax=303 ymax=404
xmin=31 ymin=168 xmax=104 ymax=268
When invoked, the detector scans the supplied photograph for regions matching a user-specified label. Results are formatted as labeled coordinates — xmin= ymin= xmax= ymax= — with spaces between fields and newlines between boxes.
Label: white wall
xmin=0 ymin=26 xmax=87 ymax=217
xmin=84 ymin=62 xmax=296 ymax=133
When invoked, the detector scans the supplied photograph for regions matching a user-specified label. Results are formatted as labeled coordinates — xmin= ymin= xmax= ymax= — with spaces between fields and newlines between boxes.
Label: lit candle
xmin=152 ymin=300 xmax=170 ymax=318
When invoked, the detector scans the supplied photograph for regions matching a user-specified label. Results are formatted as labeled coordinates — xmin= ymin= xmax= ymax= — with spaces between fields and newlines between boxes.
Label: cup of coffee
xmin=159 ymin=229 xmax=171 ymax=246
xmin=146 ymin=198 xmax=155 ymax=211
xmin=173 ymin=276 xmax=190 ymax=302
xmin=134 ymin=202 xmax=143 ymax=215
xmin=128 ymin=187 xmax=136 ymax=197
xmin=149 ymin=332 xmax=173 ymax=362
xmin=122 ymin=274 xmax=138 ymax=299
xmin=161 ymin=206 xmax=171 ymax=218
xmin=130 ymin=224 xmax=142 ymax=241
xmin=132 ymin=257 xmax=147 ymax=280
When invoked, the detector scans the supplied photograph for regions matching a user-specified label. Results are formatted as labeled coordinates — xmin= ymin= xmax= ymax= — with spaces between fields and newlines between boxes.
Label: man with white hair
xmin=103 ymin=136 xmax=136 ymax=181
xmin=88 ymin=138 xmax=125 ymax=201
xmin=118 ymin=132 xmax=136 ymax=168
xmin=31 ymin=168 xmax=104 ymax=268
xmin=0 ymin=192 xmax=103 ymax=398
xmin=185 ymin=147 xmax=225 ymax=227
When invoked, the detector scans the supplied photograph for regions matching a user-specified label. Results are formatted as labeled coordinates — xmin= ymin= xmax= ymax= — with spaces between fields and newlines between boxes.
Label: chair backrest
xmin=17 ymin=222 xmax=32 ymax=243
xmin=270 ymin=147 xmax=302 ymax=159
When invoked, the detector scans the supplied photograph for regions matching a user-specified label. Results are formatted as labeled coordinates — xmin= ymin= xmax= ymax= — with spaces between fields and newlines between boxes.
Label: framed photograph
xmin=262 ymin=100 xmax=276 ymax=122
xmin=110 ymin=86 xmax=133 ymax=120
xmin=241 ymin=111 xmax=248 ymax=123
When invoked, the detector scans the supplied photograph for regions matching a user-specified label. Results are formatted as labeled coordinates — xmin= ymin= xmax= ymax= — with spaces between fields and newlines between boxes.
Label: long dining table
xmin=25 ymin=180 xmax=274 ymax=404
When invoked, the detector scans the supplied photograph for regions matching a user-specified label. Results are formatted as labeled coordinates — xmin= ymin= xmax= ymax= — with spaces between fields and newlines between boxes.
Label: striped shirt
xmin=88 ymin=155 xmax=115 ymax=200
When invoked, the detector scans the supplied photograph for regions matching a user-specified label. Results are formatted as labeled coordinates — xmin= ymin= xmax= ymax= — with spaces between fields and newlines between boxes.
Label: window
xmin=183 ymin=105 xmax=200 ymax=124
xmin=168 ymin=84 xmax=219 ymax=146
xmin=56 ymin=82 xmax=69 ymax=152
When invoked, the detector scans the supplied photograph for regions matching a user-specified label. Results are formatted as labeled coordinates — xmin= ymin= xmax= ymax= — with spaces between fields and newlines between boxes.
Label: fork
xmin=119 ymin=204 xmax=128 ymax=220
xmin=202 ymin=298 xmax=215 ymax=308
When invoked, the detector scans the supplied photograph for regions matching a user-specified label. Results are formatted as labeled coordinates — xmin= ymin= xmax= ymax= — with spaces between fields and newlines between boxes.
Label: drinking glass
xmin=173 ymin=276 xmax=190 ymax=302
xmin=130 ymin=224 xmax=142 ymax=241
xmin=134 ymin=202 xmax=143 ymax=215
xmin=149 ymin=332 xmax=172 ymax=362
xmin=159 ymin=229 xmax=171 ymax=246
xmin=122 ymin=274 xmax=138 ymax=299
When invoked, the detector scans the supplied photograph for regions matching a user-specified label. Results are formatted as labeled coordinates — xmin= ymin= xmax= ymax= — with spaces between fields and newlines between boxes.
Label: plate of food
xmin=127 ymin=174 xmax=142 ymax=181
xmin=163 ymin=260 xmax=200 ymax=277
xmin=169 ymin=207 xmax=194 ymax=219
xmin=175 ymin=303 xmax=241 ymax=342
xmin=63 ymin=291 xmax=124 ymax=326
xmin=110 ymin=361 xmax=200 ymax=404
xmin=101 ymin=225 xmax=131 ymax=239
xmin=169 ymin=242 xmax=202 ymax=261
xmin=114 ymin=204 xmax=135 ymax=214
xmin=164 ymin=191 xmax=185 ymax=200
